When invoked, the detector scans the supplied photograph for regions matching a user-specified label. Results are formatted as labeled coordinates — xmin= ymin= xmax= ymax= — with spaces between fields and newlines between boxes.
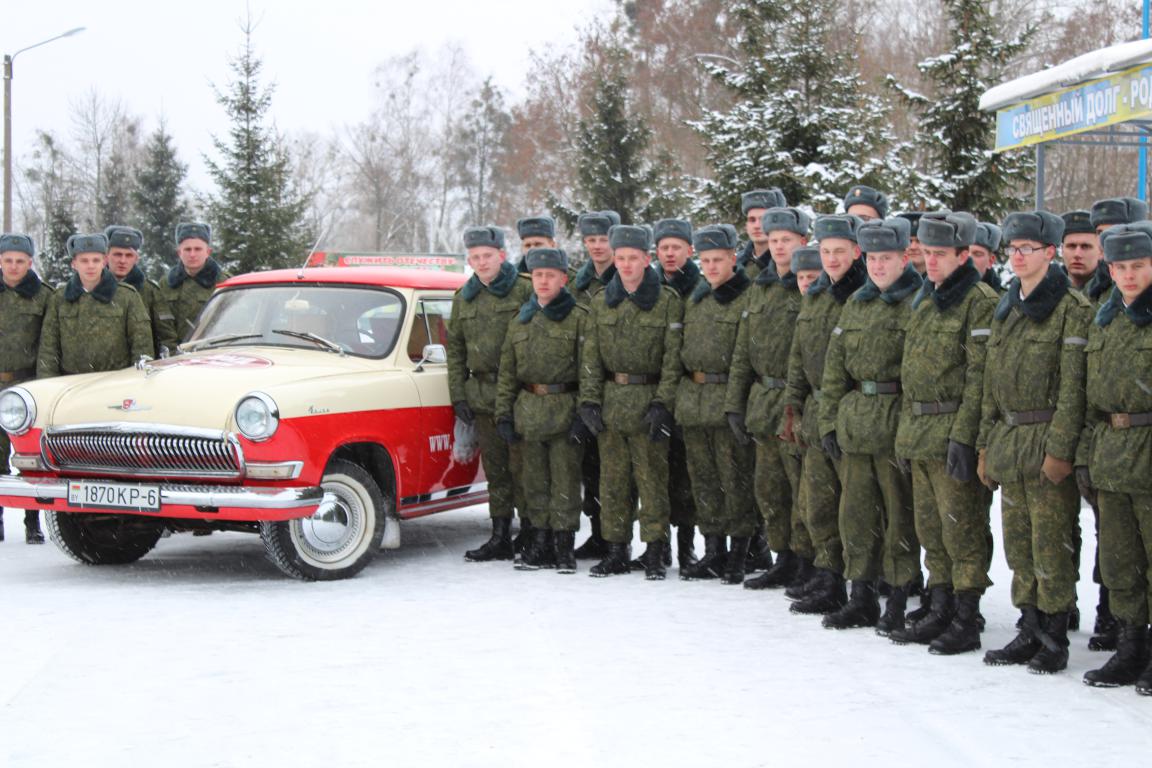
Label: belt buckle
xmin=1113 ymin=413 xmax=1132 ymax=429
xmin=860 ymin=381 xmax=877 ymax=395
xmin=614 ymin=373 xmax=629 ymax=385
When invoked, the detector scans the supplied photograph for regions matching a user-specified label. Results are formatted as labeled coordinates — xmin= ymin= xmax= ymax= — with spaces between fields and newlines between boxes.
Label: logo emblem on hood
xmin=109 ymin=398 xmax=151 ymax=412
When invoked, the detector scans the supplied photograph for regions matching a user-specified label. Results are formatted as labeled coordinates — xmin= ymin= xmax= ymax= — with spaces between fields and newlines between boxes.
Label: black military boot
xmin=875 ymin=587 xmax=908 ymax=637
xmin=1083 ymin=622 xmax=1150 ymax=688
xmin=745 ymin=549 xmax=797 ymax=590
xmin=515 ymin=528 xmax=554 ymax=571
xmin=512 ymin=516 xmax=534 ymax=555
xmin=631 ymin=540 xmax=673 ymax=571
xmin=784 ymin=559 xmax=823 ymax=601
xmin=822 ymin=580 xmax=880 ymax=629
xmin=554 ymin=530 xmax=577 ymax=574
xmin=639 ymin=540 xmax=667 ymax=581
xmin=906 ymin=589 xmax=931 ymax=623
xmin=680 ymin=535 xmax=727 ymax=580
xmin=590 ymin=542 xmax=632 ymax=577
xmin=984 ymin=606 xmax=1042 ymax=666
xmin=746 ymin=530 xmax=773 ymax=573
xmin=1028 ymin=610 xmax=1071 ymax=674
xmin=891 ymin=586 xmax=954 ymax=645
xmin=573 ymin=513 xmax=610 ymax=560
xmin=676 ymin=525 xmax=697 ymax=568
xmin=790 ymin=569 xmax=847 ymax=615
xmin=722 ymin=536 xmax=751 ymax=585
xmin=24 ymin=510 xmax=44 ymax=545
xmin=0 ymin=510 xmax=5 ymax=542
xmin=1089 ymin=586 xmax=1118 ymax=651
xmin=464 ymin=517 xmax=514 ymax=562
xmin=1136 ymin=656 xmax=1152 ymax=696
xmin=929 ymin=591 xmax=983 ymax=655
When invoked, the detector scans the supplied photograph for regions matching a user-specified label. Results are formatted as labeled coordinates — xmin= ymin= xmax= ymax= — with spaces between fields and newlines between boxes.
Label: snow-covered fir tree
xmin=132 ymin=124 xmax=191 ymax=280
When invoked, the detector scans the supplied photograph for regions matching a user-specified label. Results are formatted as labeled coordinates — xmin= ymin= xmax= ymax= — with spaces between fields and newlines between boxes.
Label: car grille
xmin=43 ymin=426 xmax=243 ymax=479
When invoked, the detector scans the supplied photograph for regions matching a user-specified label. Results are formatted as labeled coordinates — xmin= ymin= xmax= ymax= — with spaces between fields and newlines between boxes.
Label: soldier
xmin=578 ymin=224 xmax=683 ymax=579
xmin=1078 ymin=223 xmax=1152 ymax=694
xmin=1092 ymin=196 xmax=1147 ymax=237
xmin=978 ymin=211 xmax=1088 ymax=674
xmin=843 ymin=185 xmax=889 ymax=222
xmin=448 ymin=226 xmax=533 ymax=562
xmin=104 ymin=225 xmax=178 ymax=357
xmin=970 ymin=223 xmax=1004 ymax=293
xmin=1061 ymin=210 xmax=1109 ymax=302
xmin=782 ymin=215 xmax=868 ymax=614
xmin=890 ymin=212 xmax=998 ymax=655
xmin=37 ymin=233 xmax=153 ymax=378
xmin=515 ymin=216 xmax=557 ymax=274
xmin=495 ymin=247 xmax=590 ymax=573
xmin=726 ymin=207 xmax=814 ymax=590
xmin=736 ymin=188 xmax=787 ymax=280
xmin=677 ymin=224 xmax=755 ymax=582
xmin=0 ymin=233 xmax=53 ymax=544
xmin=897 ymin=212 xmax=927 ymax=275
xmin=159 ymin=223 xmax=230 ymax=344
xmin=818 ymin=218 xmax=922 ymax=631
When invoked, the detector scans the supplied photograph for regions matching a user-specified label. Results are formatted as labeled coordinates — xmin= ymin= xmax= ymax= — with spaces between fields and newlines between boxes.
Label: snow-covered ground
xmin=2 ymin=499 xmax=1149 ymax=767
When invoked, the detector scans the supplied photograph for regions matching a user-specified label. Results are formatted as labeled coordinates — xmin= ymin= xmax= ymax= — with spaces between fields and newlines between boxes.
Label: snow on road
xmin=2 ymin=501 xmax=1149 ymax=767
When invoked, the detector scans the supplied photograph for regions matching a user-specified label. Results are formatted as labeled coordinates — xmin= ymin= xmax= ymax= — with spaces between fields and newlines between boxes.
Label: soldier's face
xmin=521 ymin=236 xmax=555 ymax=253
xmin=795 ymin=269 xmax=821 ymax=294
xmin=767 ymin=230 xmax=805 ymax=274
xmin=613 ymin=247 xmax=649 ymax=288
xmin=466 ymin=246 xmax=505 ymax=284
xmin=72 ymin=251 xmax=107 ymax=287
xmin=1 ymin=251 xmax=32 ymax=287
xmin=1008 ymin=239 xmax=1052 ymax=285
xmin=1063 ymin=233 xmax=1102 ymax=279
xmin=178 ymin=238 xmax=211 ymax=275
xmin=584 ymin=235 xmax=612 ymax=267
xmin=107 ymin=247 xmax=139 ymax=279
xmin=969 ymin=244 xmax=994 ymax=275
xmin=905 ymin=237 xmax=925 ymax=273
xmin=819 ymin=238 xmax=860 ymax=282
xmin=865 ymin=250 xmax=907 ymax=291
xmin=923 ymin=246 xmax=966 ymax=285
xmin=846 ymin=204 xmax=881 ymax=221
xmin=745 ymin=208 xmax=767 ymax=245
xmin=656 ymin=238 xmax=690 ymax=274
xmin=1109 ymin=257 xmax=1152 ymax=302
xmin=699 ymin=249 xmax=736 ymax=288
xmin=531 ymin=267 xmax=568 ymax=306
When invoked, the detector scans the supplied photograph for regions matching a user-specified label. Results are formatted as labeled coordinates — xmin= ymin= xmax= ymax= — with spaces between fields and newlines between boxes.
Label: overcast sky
xmin=6 ymin=0 xmax=613 ymax=188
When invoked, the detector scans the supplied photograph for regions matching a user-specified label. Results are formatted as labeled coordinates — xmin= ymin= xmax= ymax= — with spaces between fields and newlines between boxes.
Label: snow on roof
xmin=980 ymin=38 xmax=1152 ymax=112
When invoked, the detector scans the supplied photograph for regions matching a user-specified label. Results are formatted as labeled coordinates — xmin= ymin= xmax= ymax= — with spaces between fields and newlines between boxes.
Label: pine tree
xmin=40 ymin=202 xmax=76 ymax=285
xmin=205 ymin=19 xmax=312 ymax=274
xmin=133 ymin=123 xmax=191 ymax=280
xmin=98 ymin=149 xmax=136 ymax=229
xmin=449 ymin=77 xmax=511 ymax=225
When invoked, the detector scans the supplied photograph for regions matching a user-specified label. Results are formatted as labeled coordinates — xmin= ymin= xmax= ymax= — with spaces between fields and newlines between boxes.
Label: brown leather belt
xmin=911 ymin=400 xmax=960 ymax=416
xmin=691 ymin=371 xmax=728 ymax=384
xmin=522 ymin=382 xmax=578 ymax=395
xmin=469 ymin=370 xmax=498 ymax=384
xmin=1004 ymin=409 xmax=1055 ymax=427
xmin=855 ymin=380 xmax=901 ymax=395
xmin=761 ymin=376 xmax=787 ymax=390
xmin=1108 ymin=412 xmax=1152 ymax=429
xmin=610 ymin=373 xmax=659 ymax=385
xmin=0 ymin=368 xmax=34 ymax=384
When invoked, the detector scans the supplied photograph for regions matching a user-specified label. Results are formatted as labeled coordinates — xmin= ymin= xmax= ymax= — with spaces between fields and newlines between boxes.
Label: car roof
xmin=218 ymin=267 xmax=468 ymax=291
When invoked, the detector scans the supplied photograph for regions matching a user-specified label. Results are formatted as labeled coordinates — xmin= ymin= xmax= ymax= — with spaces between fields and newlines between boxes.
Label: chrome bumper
xmin=0 ymin=475 xmax=326 ymax=511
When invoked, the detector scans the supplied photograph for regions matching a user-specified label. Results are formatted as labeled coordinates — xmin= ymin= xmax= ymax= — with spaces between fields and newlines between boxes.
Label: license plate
xmin=67 ymin=481 xmax=161 ymax=512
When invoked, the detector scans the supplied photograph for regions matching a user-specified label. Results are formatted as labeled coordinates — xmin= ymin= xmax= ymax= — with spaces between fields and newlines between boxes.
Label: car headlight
xmin=0 ymin=387 xmax=35 ymax=435
xmin=234 ymin=392 xmax=279 ymax=442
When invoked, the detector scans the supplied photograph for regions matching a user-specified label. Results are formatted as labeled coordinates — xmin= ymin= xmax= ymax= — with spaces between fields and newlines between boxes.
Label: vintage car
xmin=0 ymin=266 xmax=487 ymax=580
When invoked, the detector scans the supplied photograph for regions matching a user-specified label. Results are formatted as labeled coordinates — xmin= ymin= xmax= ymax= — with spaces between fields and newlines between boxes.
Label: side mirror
xmin=420 ymin=344 xmax=447 ymax=365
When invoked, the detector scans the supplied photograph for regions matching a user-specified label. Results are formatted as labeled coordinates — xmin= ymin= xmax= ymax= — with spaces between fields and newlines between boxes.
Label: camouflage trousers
xmin=1097 ymin=490 xmax=1152 ymax=625
xmin=782 ymin=443 xmax=814 ymax=560
xmin=999 ymin=475 xmax=1080 ymax=613
xmin=911 ymin=459 xmax=992 ymax=594
xmin=599 ymin=428 xmax=670 ymax=545
xmin=475 ymin=412 xmax=524 ymax=521
xmin=839 ymin=452 xmax=918 ymax=586
xmin=683 ymin=426 xmax=755 ymax=538
xmin=521 ymin=433 xmax=583 ymax=532
xmin=801 ymin=444 xmax=843 ymax=574
xmin=752 ymin=435 xmax=801 ymax=555
xmin=667 ymin=428 xmax=696 ymax=528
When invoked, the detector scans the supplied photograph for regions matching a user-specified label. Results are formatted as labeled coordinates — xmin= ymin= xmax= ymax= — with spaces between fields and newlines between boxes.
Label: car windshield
xmin=188 ymin=285 xmax=405 ymax=358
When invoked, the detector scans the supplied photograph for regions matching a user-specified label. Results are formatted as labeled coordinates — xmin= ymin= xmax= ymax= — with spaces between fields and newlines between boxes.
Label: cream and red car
xmin=0 ymin=266 xmax=487 ymax=580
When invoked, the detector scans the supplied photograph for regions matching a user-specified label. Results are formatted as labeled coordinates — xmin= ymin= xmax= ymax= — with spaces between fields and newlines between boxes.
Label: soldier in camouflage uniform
xmin=1079 ymin=223 xmax=1152 ymax=694
xmin=448 ymin=226 xmax=533 ymax=562
xmin=818 ymin=218 xmax=922 ymax=632
xmin=1062 ymin=210 xmax=1109 ymax=303
xmin=0 ymin=234 xmax=53 ymax=544
xmin=677 ymin=224 xmax=755 ymax=583
xmin=897 ymin=212 xmax=927 ymax=276
xmin=889 ymin=212 xmax=998 ymax=656
xmin=736 ymin=188 xmax=787 ymax=280
xmin=515 ymin=216 xmax=557 ymax=274
xmin=978 ymin=211 xmax=1089 ymax=674
xmin=159 ymin=223 xmax=230 ymax=344
xmin=842 ymin=185 xmax=888 ymax=222
xmin=971 ymin=223 xmax=1004 ymax=293
xmin=495 ymin=247 xmax=590 ymax=573
xmin=37 ymin=233 xmax=153 ymax=378
xmin=726 ymin=207 xmax=814 ymax=591
xmin=782 ymin=215 xmax=867 ymax=615
xmin=105 ymin=225 xmax=178 ymax=357
xmin=578 ymin=225 xmax=683 ymax=579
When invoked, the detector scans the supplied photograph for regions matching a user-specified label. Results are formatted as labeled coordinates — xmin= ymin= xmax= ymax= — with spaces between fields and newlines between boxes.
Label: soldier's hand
xmin=780 ymin=405 xmax=797 ymax=444
xmin=1075 ymin=466 xmax=1096 ymax=505
xmin=945 ymin=440 xmax=976 ymax=483
xmin=820 ymin=431 xmax=842 ymax=461
xmin=977 ymin=448 xmax=997 ymax=491
xmin=453 ymin=400 xmax=476 ymax=426
xmin=568 ymin=417 xmax=593 ymax=445
xmin=496 ymin=417 xmax=520 ymax=444
xmin=644 ymin=402 xmax=674 ymax=442
xmin=578 ymin=402 xmax=605 ymax=435
xmin=1041 ymin=454 xmax=1073 ymax=485
xmin=727 ymin=411 xmax=751 ymax=446
xmin=897 ymin=457 xmax=912 ymax=475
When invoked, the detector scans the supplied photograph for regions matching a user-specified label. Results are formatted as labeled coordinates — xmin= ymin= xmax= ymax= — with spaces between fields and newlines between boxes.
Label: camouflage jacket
xmin=446 ymin=261 xmax=533 ymax=413
xmin=820 ymin=264 xmax=922 ymax=455
xmin=659 ymin=259 xmax=703 ymax=300
xmin=160 ymin=258 xmax=230 ymax=343
xmin=495 ymin=289 xmax=588 ymax=441
xmin=737 ymin=241 xmax=772 ymax=282
xmin=895 ymin=260 xmax=997 ymax=460
xmin=37 ymin=269 xmax=153 ymax=377
xmin=676 ymin=268 xmax=752 ymax=428
xmin=121 ymin=265 xmax=178 ymax=356
xmin=571 ymin=261 xmax=616 ymax=306
xmin=1077 ymin=283 xmax=1152 ymax=494
xmin=580 ymin=268 xmax=683 ymax=433
xmin=0 ymin=271 xmax=53 ymax=384
xmin=1077 ymin=262 xmax=1114 ymax=309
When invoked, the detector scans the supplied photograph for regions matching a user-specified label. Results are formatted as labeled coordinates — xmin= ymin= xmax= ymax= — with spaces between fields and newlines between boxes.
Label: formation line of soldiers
xmin=0 ymin=223 xmax=229 ymax=543
xmin=448 ymin=186 xmax=1152 ymax=696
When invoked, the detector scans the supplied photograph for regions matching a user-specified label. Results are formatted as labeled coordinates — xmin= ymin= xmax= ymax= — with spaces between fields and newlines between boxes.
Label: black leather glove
xmin=578 ymin=402 xmax=605 ymax=436
xmin=726 ymin=411 xmax=750 ymax=446
xmin=452 ymin=400 xmax=475 ymax=425
xmin=945 ymin=440 xmax=977 ymax=483
xmin=568 ymin=416 xmax=593 ymax=445
xmin=821 ymin=431 xmax=842 ymax=461
xmin=496 ymin=417 xmax=520 ymax=444
xmin=897 ymin=457 xmax=912 ymax=476
xmin=643 ymin=402 xmax=675 ymax=442
xmin=1076 ymin=466 xmax=1096 ymax=506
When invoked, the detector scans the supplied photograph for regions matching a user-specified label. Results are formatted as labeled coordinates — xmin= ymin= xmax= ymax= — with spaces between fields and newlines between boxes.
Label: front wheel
xmin=46 ymin=511 xmax=164 ymax=565
xmin=260 ymin=459 xmax=387 ymax=580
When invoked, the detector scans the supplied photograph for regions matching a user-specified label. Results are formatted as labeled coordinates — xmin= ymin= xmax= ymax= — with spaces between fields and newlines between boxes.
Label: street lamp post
xmin=3 ymin=26 xmax=86 ymax=232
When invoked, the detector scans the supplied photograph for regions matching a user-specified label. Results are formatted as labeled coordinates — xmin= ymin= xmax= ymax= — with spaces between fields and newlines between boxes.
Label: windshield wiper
xmin=271 ymin=328 xmax=347 ymax=356
xmin=179 ymin=333 xmax=263 ymax=352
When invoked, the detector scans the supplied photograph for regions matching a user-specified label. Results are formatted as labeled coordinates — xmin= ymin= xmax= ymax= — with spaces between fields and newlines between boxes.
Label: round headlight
xmin=0 ymin=387 xmax=35 ymax=435
xmin=235 ymin=392 xmax=279 ymax=441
